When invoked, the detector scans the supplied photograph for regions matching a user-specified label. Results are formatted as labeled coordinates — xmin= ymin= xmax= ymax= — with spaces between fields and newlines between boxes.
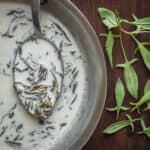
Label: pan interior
xmin=0 ymin=0 xmax=107 ymax=150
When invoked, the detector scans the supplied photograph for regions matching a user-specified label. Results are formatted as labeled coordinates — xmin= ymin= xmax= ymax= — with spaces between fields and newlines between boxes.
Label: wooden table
xmin=70 ymin=0 xmax=150 ymax=150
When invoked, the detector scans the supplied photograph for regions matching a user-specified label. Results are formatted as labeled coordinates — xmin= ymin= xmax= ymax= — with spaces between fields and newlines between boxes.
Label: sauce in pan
xmin=0 ymin=2 xmax=88 ymax=150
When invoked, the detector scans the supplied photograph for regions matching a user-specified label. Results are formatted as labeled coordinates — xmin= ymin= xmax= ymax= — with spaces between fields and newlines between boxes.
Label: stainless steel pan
xmin=0 ymin=0 xmax=107 ymax=149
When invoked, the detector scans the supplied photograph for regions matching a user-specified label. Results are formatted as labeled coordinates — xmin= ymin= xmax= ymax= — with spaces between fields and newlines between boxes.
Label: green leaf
xmin=142 ymin=42 xmax=150 ymax=47
xmin=107 ymin=78 xmax=129 ymax=120
xmin=115 ymin=78 xmax=125 ymax=119
xmin=103 ymin=114 xmax=141 ymax=134
xmin=117 ymin=60 xmax=138 ymax=99
xmin=115 ymin=78 xmax=125 ymax=106
xmin=106 ymin=107 xmax=117 ymax=111
xmin=144 ymin=79 xmax=150 ymax=94
xmin=116 ymin=63 xmax=126 ymax=68
xmin=126 ymin=114 xmax=134 ymax=132
xmin=129 ymin=59 xmax=138 ymax=64
xmin=143 ymin=103 xmax=150 ymax=111
xmin=105 ymin=31 xmax=114 ymax=69
xmin=140 ymin=118 xmax=146 ymax=130
xmin=143 ymin=79 xmax=150 ymax=111
xmin=130 ymin=102 xmax=140 ymax=114
xmin=137 ymin=43 xmax=150 ymax=70
xmin=124 ymin=61 xmax=138 ymax=99
xmin=107 ymin=106 xmax=129 ymax=113
xmin=131 ymin=91 xmax=150 ymax=112
xmin=103 ymin=120 xmax=129 ymax=134
xmin=121 ymin=106 xmax=129 ymax=111
xmin=138 ymin=119 xmax=150 ymax=138
xmin=132 ymin=35 xmax=150 ymax=70
xmin=132 ymin=15 xmax=150 ymax=31
xmin=98 ymin=8 xmax=118 ymax=29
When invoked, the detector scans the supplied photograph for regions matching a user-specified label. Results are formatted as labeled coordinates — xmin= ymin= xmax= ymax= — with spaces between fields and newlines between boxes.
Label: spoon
xmin=31 ymin=0 xmax=42 ymax=35
xmin=13 ymin=0 xmax=64 ymax=123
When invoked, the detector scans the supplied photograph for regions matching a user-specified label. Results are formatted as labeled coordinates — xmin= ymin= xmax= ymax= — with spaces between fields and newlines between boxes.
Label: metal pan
xmin=0 ymin=0 xmax=107 ymax=149
xmin=47 ymin=1 xmax=107 ymax=149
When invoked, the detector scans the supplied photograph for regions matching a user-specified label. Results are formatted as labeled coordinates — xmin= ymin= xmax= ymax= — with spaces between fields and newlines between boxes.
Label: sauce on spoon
xmin=13 ymin=0 xmax=64 ymax=122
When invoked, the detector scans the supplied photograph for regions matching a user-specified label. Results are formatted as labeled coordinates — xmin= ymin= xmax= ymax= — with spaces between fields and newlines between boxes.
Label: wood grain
xmin=70 ymin=0 xmax=150 ymax=150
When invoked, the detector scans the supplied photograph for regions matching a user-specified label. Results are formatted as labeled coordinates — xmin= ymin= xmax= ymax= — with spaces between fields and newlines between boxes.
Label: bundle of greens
xmin=98 ymin=8 xmax=150 ymax=137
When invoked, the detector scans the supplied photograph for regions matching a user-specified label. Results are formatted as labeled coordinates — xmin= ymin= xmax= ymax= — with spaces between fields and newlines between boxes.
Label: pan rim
xmin=58 ymin=0 xmax=108 ymax=149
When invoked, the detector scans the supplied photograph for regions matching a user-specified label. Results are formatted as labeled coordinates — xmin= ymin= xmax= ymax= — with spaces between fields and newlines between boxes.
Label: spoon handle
xmin=31 ymin=0 xmax=42 ymax=34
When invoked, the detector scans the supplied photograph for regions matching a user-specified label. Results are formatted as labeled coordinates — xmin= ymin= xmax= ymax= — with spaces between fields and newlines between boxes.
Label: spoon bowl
xmin=13 ymin=0 xmax=64 ymax=122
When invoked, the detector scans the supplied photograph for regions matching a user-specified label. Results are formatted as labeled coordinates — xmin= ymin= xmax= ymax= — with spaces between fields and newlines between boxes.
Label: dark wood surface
xmin=70 ymin=0 xmax=150 ymax=150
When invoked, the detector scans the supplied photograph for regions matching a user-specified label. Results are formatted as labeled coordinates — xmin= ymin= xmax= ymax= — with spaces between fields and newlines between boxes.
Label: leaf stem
xmin=120 ymin=26 xmax=150 ymax=35
xmin=119 ymin=26 xmax=128 ymax=62
xmin=100 ymin=33 xmax=120 ymax=38
xmin=131 ymin=34 xmax=139 ymax=44
xmin=132 ymin=30 xmax=150 ymax=34
xmin=142 ymin=42 xmax=150 ymax=46
xmin=120 ymin=27 xmax=131 ymax=35
xmin=121 ymin=19 xmax=136 ymax=25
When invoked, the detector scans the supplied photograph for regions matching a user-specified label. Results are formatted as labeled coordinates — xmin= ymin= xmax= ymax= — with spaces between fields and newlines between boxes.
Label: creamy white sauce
xmin=0 ymin=2 xmax=88 ymax=150
xmin=14 ymin=37 xmax=64 ymax=119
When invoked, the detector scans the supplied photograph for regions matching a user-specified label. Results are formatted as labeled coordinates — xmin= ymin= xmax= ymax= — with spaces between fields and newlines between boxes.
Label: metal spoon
xmin=13 ymin=0 xmax=64 ymax=123
xmin=31 ymin=0 xmax=42 ymax=35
